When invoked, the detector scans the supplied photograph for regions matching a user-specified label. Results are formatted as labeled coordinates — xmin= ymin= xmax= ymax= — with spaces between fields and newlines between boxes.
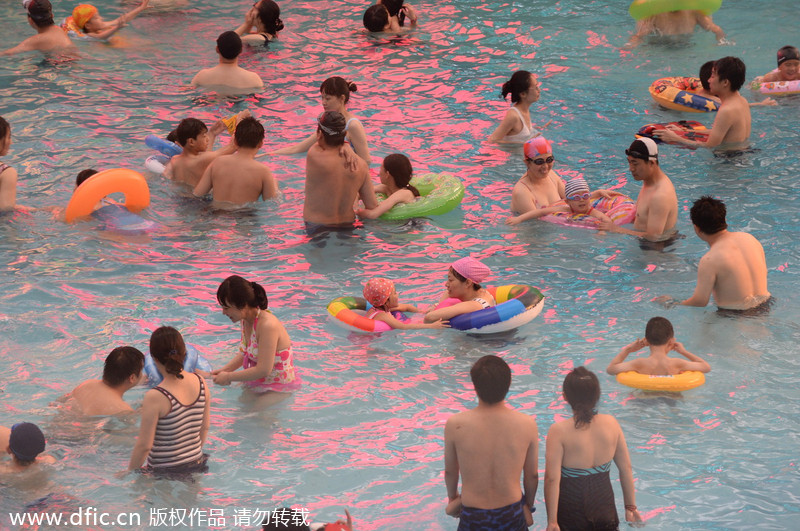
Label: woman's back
xmin=148 ymin=373 xmax=206 ymax=468
xmin=554 ymin=413 xmax=620 ymax=470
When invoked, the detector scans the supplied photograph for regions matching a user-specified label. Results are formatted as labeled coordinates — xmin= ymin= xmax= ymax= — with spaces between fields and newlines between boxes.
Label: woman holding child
xmin=424 ymin=257 xmax=496 ymax=323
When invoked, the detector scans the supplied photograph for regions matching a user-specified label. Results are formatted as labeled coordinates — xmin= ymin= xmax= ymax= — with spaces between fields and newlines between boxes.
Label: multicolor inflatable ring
xmin=542 ymin=194 xmax=636 ymax=230
xmin=327 ymin=296 xmax=410 ymax=333
xmin=629 ymin=0 xmax=722 ymax=21
xmin=379 ymin=173 xmax=465 ymax=220
xmin=649 ymin=77 xmax=719 ymax=113
xmin=616 ymin=370 xmax=705 ymax=392
xmin=448 ymin=285 xmax=545 ymax=334
xmin=636 ymin=120 xmax=709 ymax=145
xmin=751 ymin=71 xmax=800 ymax=96
xmin=65 ymin=169 xmax=150 ymax=222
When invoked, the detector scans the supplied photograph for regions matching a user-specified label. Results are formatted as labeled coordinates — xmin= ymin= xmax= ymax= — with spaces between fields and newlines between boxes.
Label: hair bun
xmin=348 ymin=82 xmax=358 ymax=93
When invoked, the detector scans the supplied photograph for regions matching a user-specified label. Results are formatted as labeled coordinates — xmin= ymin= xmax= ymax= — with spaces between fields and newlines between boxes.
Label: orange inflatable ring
xmin=65 ymin=169 xmax=150 ymax=222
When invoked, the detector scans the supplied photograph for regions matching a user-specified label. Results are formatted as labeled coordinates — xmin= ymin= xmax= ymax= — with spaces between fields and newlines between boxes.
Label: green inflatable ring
xmin=629 ymin=0 xmax=722 ymax=20
xmin=378 ymin=172 xmax=465 ymax=220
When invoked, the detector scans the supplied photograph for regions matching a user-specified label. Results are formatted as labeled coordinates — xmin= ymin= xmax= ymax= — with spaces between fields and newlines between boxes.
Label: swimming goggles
xmin=525 ymin=156 xmax=554 ymax=165
xmin=566 ymin=192 xmax=591 ymax=201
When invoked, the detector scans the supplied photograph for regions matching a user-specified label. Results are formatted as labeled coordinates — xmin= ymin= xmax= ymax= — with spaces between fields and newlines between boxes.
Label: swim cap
xmin=22 ymin=0 xmax=33 ymax=8
xmin=626 ymin=138 xmax=658 ymax=161
xmin=363 ymin=277 xmax=394 ymax=308
xmin=452 ymin=257 xmax=491 ymax=284
xmin=777 ymin=46 xmax=800 ymax=66
xmin=9 ymin=422 xmax=46 ymax=462
xmin=523 ymin=136 xmax=552 ymax=159
xmin=564 ymin=177 xmax=589 ymax=198
xmin=317 ymin=111 xmax=346 ymax=136
xmin=72 ymin=4 xmax=98 ymax=29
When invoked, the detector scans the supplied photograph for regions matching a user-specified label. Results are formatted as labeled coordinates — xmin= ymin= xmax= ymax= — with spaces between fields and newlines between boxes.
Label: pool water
xmin=1 ymin=0 xmax=799 ymax=529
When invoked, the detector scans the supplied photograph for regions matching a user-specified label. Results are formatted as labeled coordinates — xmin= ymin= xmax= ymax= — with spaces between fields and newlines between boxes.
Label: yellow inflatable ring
xmin=65 ymin=169 xmax=150 ymax=222
xmin=616 ymin=371 xmax=705 ymax=392
xmin=629 ymin=0 xmax=722 ymax=21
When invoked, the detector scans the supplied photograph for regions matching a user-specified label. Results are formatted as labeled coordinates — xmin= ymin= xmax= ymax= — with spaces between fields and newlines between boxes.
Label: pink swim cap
xmin=524 ymin=136 xmax=552 ymax=159
xmin=452 ymin=257 xmax=491 ymax=284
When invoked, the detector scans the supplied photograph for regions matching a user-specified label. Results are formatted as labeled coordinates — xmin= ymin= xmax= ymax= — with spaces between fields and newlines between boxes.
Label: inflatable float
xmin=751 ymin=71 xmax=800 ymax=96
xmin=378 ymin=173 xmax=465 ymax=220
xmin=65 ymin=169 xmax=151 ymax=221
xmin=616 ymin=370 xmax=705 ymax=392
xmin=446 ymin=284 xmax=546 ymax=334
xmin=636 ymin=120 xmax=709 ymax=145
xmin=649 ymin=77 xmax=719 ymax=113
xmin=542 ymin=194 xmax=636 ymax=229
xmin=629 ymin=0 xmax=722 ymax=20
xmin=327 ymin=296 xmax=409 ymax=333
xmin=143 ymin=345 xmax=212 ymax=387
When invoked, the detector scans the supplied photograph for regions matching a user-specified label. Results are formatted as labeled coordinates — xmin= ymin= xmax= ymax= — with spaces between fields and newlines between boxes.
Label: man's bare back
xmin=304 ymin=143 xmax=374 ymax=225
xmin=197 ymin=152 xmax=277 ymax=205
xmin=191 ymin=64 xmax=264 ymax=91
xmin=696 ymin=231 xmax=770 ymax=309
xmin=445 ymin=405 xmax=538 ymax=509
xmin=70 ymin=380 xmax=133 ymax=416
xmin=167 ymin=151 xmax=219 ymax=187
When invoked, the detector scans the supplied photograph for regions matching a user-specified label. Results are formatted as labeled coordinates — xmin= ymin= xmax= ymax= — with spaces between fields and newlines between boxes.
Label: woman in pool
xmin=356 ymin=153 xmax=419 ymax=218
xmin=544 ymin=367 xmax=643 ymax=530
xmin=234 ymin=0 xmax=284 ymax=45
xmin=126 ymin=327 xmax=210 ymax=474
xmin=209 ymin=275 xmax=300 ymax=393
xmin=273 ymin=77 xmax=371 ymax=164
xmin=424 ymin=257 xmax=495 ymax=323
xmin=489 ymin=70 xmax=544 ymax=143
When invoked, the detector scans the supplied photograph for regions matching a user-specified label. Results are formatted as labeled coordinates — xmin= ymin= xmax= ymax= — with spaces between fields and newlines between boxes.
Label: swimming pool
xmin=1 ymin=0 xmax=799 ymax=529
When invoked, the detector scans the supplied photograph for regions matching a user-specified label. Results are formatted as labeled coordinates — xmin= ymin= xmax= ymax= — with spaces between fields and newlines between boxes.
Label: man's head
xmin=316 ymin=111 xmax=347 ymax=147
xmin=75 ymin=168 xmax=98 ymax=188
xmin=626 ymin=138 xmax=658 ymax=180
xmin=71 ymin=4 xmax=98 ymax=31
xmin=7 ymin=422 xmax=46 ymax=465
xmin=216 ymin=31 xmax=243 ymax=61
xmin=363 ymin=4 xmax=390 ymax=32
xmin=102 ymin=346 xmax=145 ymax=388
xmin=234 ymin=117 xmax=265 ymax=149
xmin=777 ymin=46 xmax=800 ymax=80
xmin=711 ymin=56 xmax=746 ymax=93
xmin=470 ymin=355 xmax=511 ymax=404
xmin=27 ymin=0 xmax=54 ymax=28
xmin=645 ymin=316 xmax=674 ymax=346
xmin=175 ymin=118 xmax=208 ymax=148
xmin=690 ymin=195 xmax=727 ymax=235
xmin=699 ymin=60 xmax=715 ymax=91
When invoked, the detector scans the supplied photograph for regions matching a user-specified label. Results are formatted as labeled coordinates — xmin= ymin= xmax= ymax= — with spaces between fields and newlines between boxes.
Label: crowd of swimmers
xmin=0 ymin=0 xmax=796 ymax=529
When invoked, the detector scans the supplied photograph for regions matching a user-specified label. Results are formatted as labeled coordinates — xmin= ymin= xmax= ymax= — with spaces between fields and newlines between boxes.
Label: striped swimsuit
xmin=146 ymin=374 xmax=207 ymax=470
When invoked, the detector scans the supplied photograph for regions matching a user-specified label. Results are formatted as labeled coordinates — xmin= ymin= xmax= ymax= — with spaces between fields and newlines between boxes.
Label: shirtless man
xmin=67 ymin=346 xmax=144 ymax=416
xmin=194 ymin=117 xmax=278 ymax=205
xmin=657 ymin=196 xmax=771 ymax=311
xmin=626 ymin=9 xmax=726 ymax=48
xmin=191 ymin=31 xmax=264 ymax=92
xmin=654 ymin=57 xmax=751 ymax=150
xmin=165 ymin=115 xmax=239 ymax=187
xmin=606 ymin=317 xmax=711 ymax=376
xmin=2 ymin=0 xmax=76 ymax=57
xmin=599 ymin=138 xmax=677 ymax=242
xmin=444 ymin=355 xmax=538 ymax=529
xmin=303 ymin=111 xmax=377 ymax=235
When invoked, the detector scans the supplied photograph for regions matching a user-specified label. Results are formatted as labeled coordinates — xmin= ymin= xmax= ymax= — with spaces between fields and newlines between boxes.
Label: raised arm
xmin=669 ymin=339 xmax=711 ymax=373
xmin=606 ymin=337 xmax=648 ymax=375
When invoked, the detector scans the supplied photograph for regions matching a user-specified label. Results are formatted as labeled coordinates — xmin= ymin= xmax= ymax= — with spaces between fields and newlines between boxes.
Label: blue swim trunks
xmin=457 ymin=495 xmax=527 ymax=531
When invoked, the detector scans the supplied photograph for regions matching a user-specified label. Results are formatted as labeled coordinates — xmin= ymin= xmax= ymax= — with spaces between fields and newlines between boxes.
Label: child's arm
xmin=374 ymin=311 xmax=449 ymax=330
xmin=357 ymin=189 xmax=414 ymax=219
xmin=193 ymin=164 xmax=214 ymax=197
xmin=750 ymin=97 xmax=777 ymax=107
xmin=606 ymin=338 xmax=648 ymax=375
xmin=403 ymin=4 xmax=419 ymax=27
xmin=588 ymin=208 xmax=612 ymax=224
xmin=393 ymin=303 xmax=421 ymax=313
xmin=669 ymin=339 xmax=711 ymax=373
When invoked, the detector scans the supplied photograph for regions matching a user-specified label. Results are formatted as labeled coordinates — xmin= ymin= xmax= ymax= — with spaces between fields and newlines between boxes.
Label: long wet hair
xmin=257 ymin=0 xmax=284 ymax=36
xmin=563 ymin=366 xmax=600 ymax=428
xmin=320 ymin=77 xmax=357 ymax=104
xmin=217 ymin=275 xmax=269 ymax=310
xmin=382 ymin=0 xmax=407 ymax=26
xmin=0 ymin=116 xmax=9 ymax=141
xmin=383 ymin=154 xmax=419 ymax=197
xmin=501 ymin=70 xmax=533 ymax=103
xmin=150 ymin=327 xmax=187 ymax=380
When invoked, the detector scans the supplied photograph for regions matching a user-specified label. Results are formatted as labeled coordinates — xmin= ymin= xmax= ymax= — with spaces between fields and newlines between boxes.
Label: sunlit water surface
xmin=1 ymin=0 xmax=799 ymax=529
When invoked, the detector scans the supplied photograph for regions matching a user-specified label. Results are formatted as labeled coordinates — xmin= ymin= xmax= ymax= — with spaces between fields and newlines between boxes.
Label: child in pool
xmin=356 ymin=154 xmax=419 ymax=218
xmin=424 ymin=257 xmax=496 ymax=323
xmin=757 ymin=45 xmax=800 ymax=82
xmin=363 ymin=277 xmax=448 ymax=330
xmin=538 ymin=177 xmax=613 ymax=226
xmin=65 ymin=0 xmax=150 ymax=40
